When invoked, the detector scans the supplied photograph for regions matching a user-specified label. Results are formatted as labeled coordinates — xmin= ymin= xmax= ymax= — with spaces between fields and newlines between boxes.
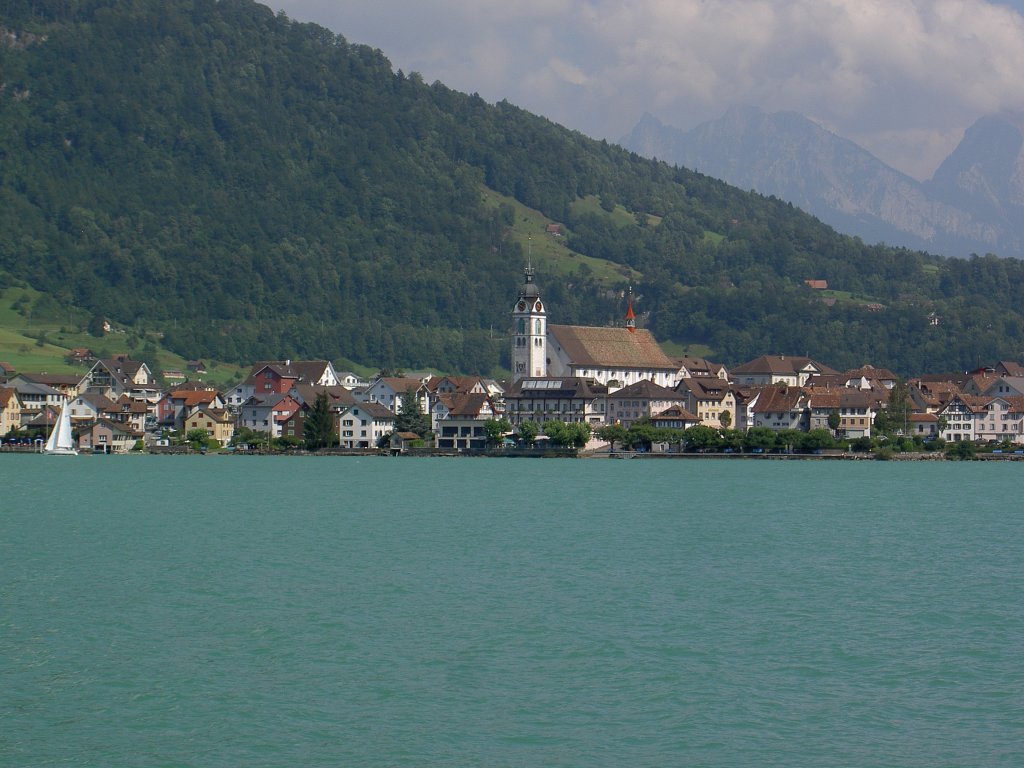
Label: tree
xmin=718 ymin=410 xmax=732 ymax=429
xmin=517 ymin=420 xmax=540 ymax=445
xmin=394 ymin=388 xmax=430 ymax=437
xmin=87 ymin=315 xmax=106 ymax=337
xmin=803 ymin=428 xmax=835 ymax=451
xmin=885 ymin=379 xmax=911 ymax=436
xmin=546 ymin=421 xmax=590 ymax=449
xmin=483 ymin=417 xmax=512 ymax=447
xmin=186 ymin=428 xmax=208 ymax=448
xmin=827 ymin=410 xmax=841 ymax=435
xmin=596 ymin=423 xmax=628 ymax=452
xmin=303 ymin=391 xmax=335 ymax=450
xmin=936 ymin=414 xmax=948 ymax=439
xmin=683 ymin=424 xmax=720 ymax=452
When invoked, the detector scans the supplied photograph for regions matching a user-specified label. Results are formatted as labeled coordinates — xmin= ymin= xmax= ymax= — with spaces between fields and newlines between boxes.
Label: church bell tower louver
xmin=511 ymin=263 xmax=547 ymax=382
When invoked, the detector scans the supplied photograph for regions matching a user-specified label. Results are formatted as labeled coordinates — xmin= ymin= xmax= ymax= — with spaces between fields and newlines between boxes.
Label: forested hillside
xmin=1 ymin=0 xmax=1023 ymax=375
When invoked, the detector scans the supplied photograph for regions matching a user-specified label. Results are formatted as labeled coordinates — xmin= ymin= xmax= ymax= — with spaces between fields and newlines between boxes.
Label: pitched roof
xmin=996 ymin=360 xmax=1024 ymax=377
xmin=610 ymin=379 xmax=680 ymax=399
xmin=170 ymin=390 xmax=220 ymax=407
xmin=289 ymin=383 xmax=357 ymax=407
xmin=676 ymin=377 xmax=732 ymax=400
xmin=652 ymin=404 xmax=699 ymax=421
xmin=731 ymin=355 xmax=839 ymax=377
xmin=751 ymin=386 xmax=807 ymax=413
xmin=548 ymin=325 xmax=676 ymax=370
xmin=436 ymin=393 xmax=493 ymax=418
xmin=344 ymin=401 xmax=396 ymax=420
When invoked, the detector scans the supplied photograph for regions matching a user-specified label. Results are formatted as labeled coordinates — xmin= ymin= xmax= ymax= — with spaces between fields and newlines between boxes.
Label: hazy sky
xmin=272 ymin=0 xmax=1024 ymax=180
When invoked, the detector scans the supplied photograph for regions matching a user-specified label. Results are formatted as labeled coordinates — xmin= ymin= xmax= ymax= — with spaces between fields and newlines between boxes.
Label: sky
xmin=272 ymin=0 xmax=1024 ymax=181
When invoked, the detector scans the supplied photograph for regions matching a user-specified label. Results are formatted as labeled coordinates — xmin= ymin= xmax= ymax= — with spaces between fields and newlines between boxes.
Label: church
xmin=510 ymin=265 xmax=679 ymax=390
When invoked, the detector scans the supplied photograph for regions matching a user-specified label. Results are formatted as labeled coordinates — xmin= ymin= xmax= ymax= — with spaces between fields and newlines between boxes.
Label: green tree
xmin=718 ymin=410 xmax=732 ymax=429
xmin=517 ymin=420 xmax=540 ymax=446
xmin=483 ymin=417 xmax=512 ymax=446
xmin=303 ymin=391 xmax=335 ymax=450
xmin=394 ymin=388 xmax=430 ymax=437
xmin=683 ymin=424 xmax=720 ymax=452
xmin=803 ymin=428 xmax=835 ymax=451
xmin=946 ymin=440 xmax=977 ymax=461
xmin=596 ymin=423 xmax=628 ymax=452
xmin=885 ymin=379 xmax=911 ymax=436
xmin=827 ymin=410 xmax=841 ymax=435
xmin=186 ymin=428 xmax=208 ymax=448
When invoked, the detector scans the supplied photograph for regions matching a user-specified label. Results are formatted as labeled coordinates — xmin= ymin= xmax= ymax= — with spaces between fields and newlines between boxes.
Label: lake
xmin=2 ymin=455 xmax=1022 ymax=767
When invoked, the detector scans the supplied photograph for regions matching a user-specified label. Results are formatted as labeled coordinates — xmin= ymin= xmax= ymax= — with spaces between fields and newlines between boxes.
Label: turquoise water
xmin=2 ymin=456 xmax=1022 ymax=767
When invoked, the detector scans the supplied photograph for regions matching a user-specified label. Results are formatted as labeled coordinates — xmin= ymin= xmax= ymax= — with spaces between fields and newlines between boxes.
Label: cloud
xmin=276 ymin=0 xmax=1024 ymax=179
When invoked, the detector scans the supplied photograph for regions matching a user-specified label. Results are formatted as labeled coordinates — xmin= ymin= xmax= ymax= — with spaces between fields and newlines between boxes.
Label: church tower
xmin=511 ymin=263 xmax=547 ymax=382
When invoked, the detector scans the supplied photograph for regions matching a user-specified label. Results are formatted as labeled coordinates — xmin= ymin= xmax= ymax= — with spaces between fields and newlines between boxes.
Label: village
xmin=1 ymin=267 xmax=1023 ymax=457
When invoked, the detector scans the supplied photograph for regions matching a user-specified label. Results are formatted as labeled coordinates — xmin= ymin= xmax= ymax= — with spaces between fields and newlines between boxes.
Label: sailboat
xmin=43 ymin=400 xmax=78 ymax=456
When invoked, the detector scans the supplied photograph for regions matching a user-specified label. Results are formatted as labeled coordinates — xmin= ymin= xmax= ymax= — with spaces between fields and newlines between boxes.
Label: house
xmin=82 ymin=355 xmax=159 ymax=402
xmin=650 ymin=404 xmax=700 ymax=431
xmin=227 ymin=360 xmax=341 ymax=411
xmin=432 ymin=393 xmax=498 ymax=450
xmin=288 ymin=383 xmax=358 ymax=411
xmin=389 ymin=431 xmax=424 ymax=454
xmin=20 ymin=373 xmax=87 ymax=399
xmin=838 ymin=390 xmax=883 ymax=438
xmin=186 ymin=360 xmax=208 ymax=373
xmin=936 ymin=395 xmax=989 ymax=442
xmin=972 ymin=396 xmax=1024 ymax=444
xmin=79 ymin=418 xmax=142 ymax=454
xmin=606 ymin=379 xmax=687 ymax=429
xmin=804 ymin=279 xmax=829 ymax=290
xmin=5 ymin=376 xmax=64 ymax=411
xmin=0 ymin=387 xmax=23 ymax=435
xmin=908 ymin=378 xmax=962 ymax=413
xmin=66 ymin=348 xmax=95 ymax=365
xmin=973 ymin=376 xmax=1024 ymax=399
xmin=184 ymin=406 xmax=236 ymax=445
xmin=750 ymin=386 xmax=810 ymax=432
xmin=335 ymin=371 xmax=368 ymax=389
xmin=675 ymin=377 xmax=737 ymax=428
xmin=674 ymin=356 xmax=729 ymax=381
xmin=502 ymin=377 xmax=608 ymax=427
xmin=157 ymin=389 xmax=225 ymax=430
xmin=908 ymin=412 xmax=939 ymax=439
xmin=730 ymin=355 xmax=838 ymax=388
xmin=994 ymin=360 xmax=1024 ymax=378
xmin=238 ymin=393 xmax=302 ymax=437
xmin=67 ymin=393 xmax=117 ymax=425
xmin=338 ymin=402 xmax=395 ymax=449
xmin=362 ymin=376 xmax=429 ymax=414
xmin=109 ymin=395 xmax=150 ymax=433
xmin=842 ymin=365 xmax=898 ymax=390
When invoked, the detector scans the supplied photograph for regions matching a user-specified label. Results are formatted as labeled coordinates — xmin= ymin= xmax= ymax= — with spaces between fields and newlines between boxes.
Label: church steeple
xmin=511 ymin=263 xmax=547 ymax=382
xmin=625 ymin=287 xmax=636 ymax=334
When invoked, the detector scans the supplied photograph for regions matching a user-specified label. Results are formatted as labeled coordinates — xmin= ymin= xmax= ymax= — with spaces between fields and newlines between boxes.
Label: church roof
xmin=549 ymin=325 xmax=676 ymax=371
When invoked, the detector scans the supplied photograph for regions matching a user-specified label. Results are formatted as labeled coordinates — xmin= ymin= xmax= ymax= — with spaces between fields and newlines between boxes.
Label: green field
xmin=480 ymin=188 xmax=641 ymax=285
xmin=0 ymin=280 xmax=244 ymax=386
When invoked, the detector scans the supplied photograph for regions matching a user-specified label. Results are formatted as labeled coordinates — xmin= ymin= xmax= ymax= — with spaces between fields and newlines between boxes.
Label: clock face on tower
xmin=534 ymin=301 xmax=543 ymax=311
xmin=517 ymin=300 xmax=527 ymax=311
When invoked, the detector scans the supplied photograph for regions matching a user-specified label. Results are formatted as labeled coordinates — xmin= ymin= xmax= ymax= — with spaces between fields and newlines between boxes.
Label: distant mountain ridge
xmin=622 ymin=107 xmax=1024 ymax=257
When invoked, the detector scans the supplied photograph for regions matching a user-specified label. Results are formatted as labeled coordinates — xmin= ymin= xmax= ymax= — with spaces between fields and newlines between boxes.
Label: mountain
xmin=621 ymin=108 xmax=1019 ymax=258
xmin=2 ymin=1 xmax=1024 ymax=376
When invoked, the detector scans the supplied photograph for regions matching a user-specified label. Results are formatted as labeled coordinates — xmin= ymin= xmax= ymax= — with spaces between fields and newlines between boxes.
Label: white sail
xmin=44 ymin=400 xmax=78 ymax=455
